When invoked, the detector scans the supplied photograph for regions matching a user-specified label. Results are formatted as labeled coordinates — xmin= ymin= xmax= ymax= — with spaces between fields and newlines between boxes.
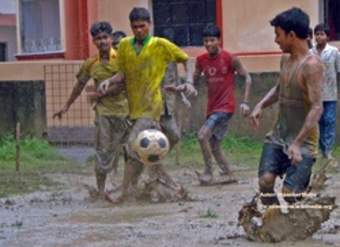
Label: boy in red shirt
xmin=168 ymin=24 xmax=252 ymax=183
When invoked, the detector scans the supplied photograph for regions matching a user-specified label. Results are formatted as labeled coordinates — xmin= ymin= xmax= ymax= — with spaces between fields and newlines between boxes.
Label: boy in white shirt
xmin=311 ymin=23 xmax=340 ymax=159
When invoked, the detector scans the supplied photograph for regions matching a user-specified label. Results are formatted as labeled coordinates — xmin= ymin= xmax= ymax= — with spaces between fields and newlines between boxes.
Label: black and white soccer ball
xmin=133 ymin=129 xmax=170 ymax=166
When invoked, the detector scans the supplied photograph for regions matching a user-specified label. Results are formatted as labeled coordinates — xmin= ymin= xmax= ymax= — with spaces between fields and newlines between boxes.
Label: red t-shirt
xmin=196 ymin=50 xmax=236 ymax=116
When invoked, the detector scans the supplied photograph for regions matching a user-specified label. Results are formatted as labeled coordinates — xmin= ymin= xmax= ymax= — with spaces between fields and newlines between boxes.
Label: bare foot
xmin=195 ymin=170 xmax=213 ymax=185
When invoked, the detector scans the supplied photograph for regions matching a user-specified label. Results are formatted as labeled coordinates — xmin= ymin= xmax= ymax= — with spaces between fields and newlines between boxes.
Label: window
xmin=0 ymin=43 xmax=7 ymax=61
xmin=153 ymin=0 xmax=216 ymax=46
xmin=19 ymin=0 xmax=62 ymax=53
xmin=323 ymin=0 xmax=340 ymax=40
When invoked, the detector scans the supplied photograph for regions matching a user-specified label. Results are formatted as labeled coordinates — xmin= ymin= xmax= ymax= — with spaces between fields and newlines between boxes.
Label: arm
xmin=336 ymin=50 xmax=340 ymax=77
xmin=257 ymin=82 xmax=280 ymax=109
xmin=250 ymin=82 xmax=280 ymax=129
xmin=250 ymin=55 xmax=289 ymax=128
xmin=232 ymin=56 xmax=252 ymax=116
xmin=102 ymin=71 xmax=125 ymax=96
xmin=232 ymin=56 xmax=252 ymax=102
xmin=288 ymin=57 xmax=323 ymax=164
xmin=53 ymin=78 xmax=88 ymax=119
xmin=99 ymin=41 xmax=126 ymax=95
xmin=193 ymin=62 xmax=202 ymax=86
xmin=162 ymin=38 xmax=197 ymax=96
xmin=164 ymin=60 xmax=198 ymax=97
xmin=292 ymin=58 xmax=323 ymax=146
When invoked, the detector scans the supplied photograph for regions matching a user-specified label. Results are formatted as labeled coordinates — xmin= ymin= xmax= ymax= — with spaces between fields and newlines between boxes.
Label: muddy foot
xmin=195 ymin=170 xmax=213 ymax=185
xmin=83 ymin=184 xmax=120 ymax=204
xmin=195 ymin=171 xmax=237 ymax=186
xmin=140 ymin=179 xmax=191 ymax=203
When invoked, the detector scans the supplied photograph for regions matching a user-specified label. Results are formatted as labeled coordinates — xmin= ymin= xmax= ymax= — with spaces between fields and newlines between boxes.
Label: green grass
xmin=1 ymin=133 xmax=339 ymax=198
xmin=200 ymin=208 xmax=218 ymax=218
xmin=0 ymin=135 xmax=75 ymax=198
xmin=166 ymin=133 xmax=262 ymax=168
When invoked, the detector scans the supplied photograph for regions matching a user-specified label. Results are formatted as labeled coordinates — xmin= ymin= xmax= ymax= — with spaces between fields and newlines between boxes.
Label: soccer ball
xmin=133 ymin=129 xmax=170 ymax=165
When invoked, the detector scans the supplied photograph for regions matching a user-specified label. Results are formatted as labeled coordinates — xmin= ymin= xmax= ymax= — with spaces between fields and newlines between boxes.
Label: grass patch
xmin=200 ymin=208 xmax=218 ymax=218
xmin=166 ymin=133 xmax=262 ymax=168
xmin=0 ymin=135 xmax=76 ymax=198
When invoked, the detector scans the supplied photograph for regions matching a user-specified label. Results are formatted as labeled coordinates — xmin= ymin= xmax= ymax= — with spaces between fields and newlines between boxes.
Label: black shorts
xmin=258 ymin=143 xmax=315 ymax=193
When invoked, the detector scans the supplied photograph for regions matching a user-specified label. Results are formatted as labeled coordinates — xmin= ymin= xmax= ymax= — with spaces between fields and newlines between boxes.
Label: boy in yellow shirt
xmin=100 ymin=7 xmax=195 ymax=202
xmin=53 ymin=22 xmax=129 ymax=199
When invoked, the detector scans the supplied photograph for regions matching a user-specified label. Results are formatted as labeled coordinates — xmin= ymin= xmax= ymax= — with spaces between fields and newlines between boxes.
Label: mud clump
xmin=139 ymin=178 xmax=191 ymax=203
xmin=238 ymin=160 xmax=337 ymax=242
xmin=239 ymin=193 xmax=336 ymax=242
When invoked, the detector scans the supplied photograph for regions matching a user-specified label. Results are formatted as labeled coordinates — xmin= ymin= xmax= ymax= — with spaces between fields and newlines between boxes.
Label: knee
xmin=258 ymin=173 xmax=275 ymax=191
xmin=197 ymin=131 xmax=207 ymax=143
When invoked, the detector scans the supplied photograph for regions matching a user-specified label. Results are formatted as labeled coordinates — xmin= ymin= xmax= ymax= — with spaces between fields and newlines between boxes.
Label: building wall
xmin=0 ymin=26 xmax=17 ymax=61
xmin=221 ymin=0 xmax=320 ymax=53
xmin=97 ymin=0 xmax=149 ymax=36
xmin=0 ymin=0 xmax=16 ymax=14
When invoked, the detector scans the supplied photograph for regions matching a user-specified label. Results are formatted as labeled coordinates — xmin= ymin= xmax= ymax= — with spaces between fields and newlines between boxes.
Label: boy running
xmin=169 ymin=24 xmax=252 ymax=184
xmin=250 ymin=8 xmax=323 ymax=205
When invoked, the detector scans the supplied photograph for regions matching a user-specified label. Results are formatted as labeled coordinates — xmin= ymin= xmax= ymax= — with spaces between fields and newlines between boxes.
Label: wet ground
xmin=0 ymin=150 xmax=340 ymax=247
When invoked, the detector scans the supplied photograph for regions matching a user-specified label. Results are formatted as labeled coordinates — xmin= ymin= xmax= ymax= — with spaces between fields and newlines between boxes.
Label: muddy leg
xmin=146 ymin=164 xmax=187 ymax=201
xmin=95 ymin=171 xmax=107 ymax=197
xmin=210 ymin=137 xmax=234 ymax=176
xmin=148 ymin=164 xmax=180 ymax=189
xmin=119 ymin=158 xmax=144 ymax=202
xmin=258 ymin=172 xmax=279 ymax=205
xmin=197 ymin=126 xmax=214 ymax=182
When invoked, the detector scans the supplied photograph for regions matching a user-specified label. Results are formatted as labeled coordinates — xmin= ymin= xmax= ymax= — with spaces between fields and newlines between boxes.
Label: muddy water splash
xmin=238 ymin=160 xmax=337 ymax=242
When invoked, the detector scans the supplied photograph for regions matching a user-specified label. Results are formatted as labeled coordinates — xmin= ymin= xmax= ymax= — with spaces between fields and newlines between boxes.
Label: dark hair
xmin=113 ymin=31 xmax=127 ymax=39
xmin=314 ymin=23 xmax=330 ymax=37
xmin=129 ymin=7 xmax=151 ymax=23
xmin=270 ymin=7 xmax=309 ymax=39
xmin=90 ymin=21 xmax=113 ymax=37
xmin=202 ymin=24 xmax=221 ymax=38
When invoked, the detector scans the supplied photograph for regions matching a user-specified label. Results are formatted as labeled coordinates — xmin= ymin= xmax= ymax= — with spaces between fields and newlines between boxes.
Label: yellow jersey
xmin=77 ymin=48 xmax=129 ymax=117
xmin=117 ymin=36 xmax=188 ymax=120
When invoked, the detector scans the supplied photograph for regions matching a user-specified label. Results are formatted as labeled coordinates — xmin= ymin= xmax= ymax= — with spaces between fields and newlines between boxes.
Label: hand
xmin=240 ymin=102 xmax=250 ymax=117
xmin=86 ymin=91 xmax=103 ymax=102
xmin=164 ymin=83 xmax=197 ymax=97
xmin=163 ymin=84 xmax=178 ymax=93
xmin=250 ymin=104 xmax=262 ymax=129
xmin=85 ymin=85 xmax=103 ymax=103
xmin=52 ymin=105 xmax=69 ymax=119
xmin=287 ymin=142 xmax=302 ymax=165
xmin=98 ymin=79 xmax=111 ymax=94
xmin=107 ymin=80 xmax=125 ymax=96
xmin=182 ymin=83 xmax=198 ymax=97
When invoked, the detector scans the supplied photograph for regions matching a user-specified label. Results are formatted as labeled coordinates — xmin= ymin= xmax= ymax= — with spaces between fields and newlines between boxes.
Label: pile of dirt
xmin=238 ymin=160 xmax=337 ymax=242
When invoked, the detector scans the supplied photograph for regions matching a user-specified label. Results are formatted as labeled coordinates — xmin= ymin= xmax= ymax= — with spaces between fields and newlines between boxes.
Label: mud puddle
xmin=0 ymin=169 xmax=339 ymax=247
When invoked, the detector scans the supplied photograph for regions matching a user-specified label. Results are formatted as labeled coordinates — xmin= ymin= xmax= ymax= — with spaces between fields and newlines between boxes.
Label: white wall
xmin=0 ymin=0 xmax=16 ymax=14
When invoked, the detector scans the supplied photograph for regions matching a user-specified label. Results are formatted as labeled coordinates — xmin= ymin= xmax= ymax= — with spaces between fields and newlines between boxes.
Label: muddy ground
xmin=0 ymin=150 xmax=340 ymax=247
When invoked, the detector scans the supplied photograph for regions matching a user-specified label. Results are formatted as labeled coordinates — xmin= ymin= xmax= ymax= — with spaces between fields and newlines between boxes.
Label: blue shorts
xmin=204 ymin=112 xmax=233 ymax=141
xmin=258 ymin=143 xmax=315 ymax=193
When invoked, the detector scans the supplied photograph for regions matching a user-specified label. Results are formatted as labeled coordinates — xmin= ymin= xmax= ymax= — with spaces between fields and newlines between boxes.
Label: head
xmin=202 ymin=24 xmax=221 ymax=55
xmin=112 ymin=30 xmax=127 ymax=49
xmin=90 ymin=21 xmax=113 ymax=52
xmin=129 ymin=7 xmax=151 ymax=41
xmin=314 ymin=23 xmax=330 ymax=46
xmin=270 ymin=7 xmax=309 ymax=52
